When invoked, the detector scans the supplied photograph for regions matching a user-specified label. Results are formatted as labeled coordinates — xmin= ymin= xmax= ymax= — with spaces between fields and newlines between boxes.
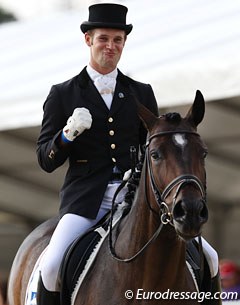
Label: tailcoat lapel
xmin=109 ymin=70 xmax=131 ymax=115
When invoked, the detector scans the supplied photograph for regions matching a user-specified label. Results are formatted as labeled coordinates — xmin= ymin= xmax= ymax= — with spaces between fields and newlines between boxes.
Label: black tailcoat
xmin=37 ymin=67 xmax=158 ymax=219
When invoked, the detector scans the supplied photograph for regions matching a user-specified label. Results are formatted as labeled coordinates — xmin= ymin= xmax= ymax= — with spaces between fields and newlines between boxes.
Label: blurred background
xmin=0 ymin=0 xmax=240 ymax=300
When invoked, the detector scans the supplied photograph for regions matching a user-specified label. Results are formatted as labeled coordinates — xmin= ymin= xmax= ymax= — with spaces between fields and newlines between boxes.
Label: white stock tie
xmin=94 ymin=75 xmax=116 ymax=109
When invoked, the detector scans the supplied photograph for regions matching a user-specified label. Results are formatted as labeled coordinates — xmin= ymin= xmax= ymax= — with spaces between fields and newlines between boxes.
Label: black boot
xmin=37 ymin=274 xmax=60 ymax=305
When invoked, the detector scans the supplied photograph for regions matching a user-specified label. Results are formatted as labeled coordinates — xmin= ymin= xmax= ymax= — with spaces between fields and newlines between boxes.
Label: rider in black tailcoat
xmin=37 ymin=68 xmax=158 ymax=219
xmin=36 ymin=3 xmax=158 ymax=305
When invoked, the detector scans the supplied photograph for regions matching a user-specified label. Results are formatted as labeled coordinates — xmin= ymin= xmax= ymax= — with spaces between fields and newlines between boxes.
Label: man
xmin=36 ymin=3 xmax=158 ymax=305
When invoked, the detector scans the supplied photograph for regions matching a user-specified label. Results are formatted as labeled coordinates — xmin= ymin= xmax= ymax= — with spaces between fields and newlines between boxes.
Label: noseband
xmin=145 ymin=130 xmax=206 ymax=224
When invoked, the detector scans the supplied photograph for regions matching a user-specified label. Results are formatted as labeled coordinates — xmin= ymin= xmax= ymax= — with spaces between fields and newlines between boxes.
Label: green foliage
xmin=0 ymin=6 xmax=17 ymax=24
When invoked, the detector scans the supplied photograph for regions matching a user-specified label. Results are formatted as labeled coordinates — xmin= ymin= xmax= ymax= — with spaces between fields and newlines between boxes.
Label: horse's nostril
xmin=199 ymin=201 xmax=208 ymax=222
xmin=173 ymin=199 xmax=208 ymax=223
xmin=173 ymin=200 xmax=185 ymax=219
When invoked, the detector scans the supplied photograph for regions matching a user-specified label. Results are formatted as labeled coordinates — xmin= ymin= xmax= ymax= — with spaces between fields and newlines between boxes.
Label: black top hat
xmin=80 ymin=3 xmax=133 ymax=35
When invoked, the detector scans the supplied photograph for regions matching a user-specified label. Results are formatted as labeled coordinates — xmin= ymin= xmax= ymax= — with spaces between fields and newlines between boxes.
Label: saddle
xmin=59 ymin=212 xmax=213 ymax=305
xmin=59 ymin=212 xmax=111 ymax=305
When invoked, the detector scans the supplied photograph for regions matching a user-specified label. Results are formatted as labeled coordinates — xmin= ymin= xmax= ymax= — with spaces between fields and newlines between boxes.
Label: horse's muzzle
xmin=172 ymin=197 xmax=208 ymax=240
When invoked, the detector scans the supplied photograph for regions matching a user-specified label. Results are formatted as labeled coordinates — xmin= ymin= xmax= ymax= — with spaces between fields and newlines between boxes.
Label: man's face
xmin=85 ymin=28 xmax=126 ymax=74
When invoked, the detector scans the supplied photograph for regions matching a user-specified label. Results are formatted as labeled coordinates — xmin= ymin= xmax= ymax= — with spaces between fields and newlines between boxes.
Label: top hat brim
xmin=80 ymin=22 xmax=133 ymax=35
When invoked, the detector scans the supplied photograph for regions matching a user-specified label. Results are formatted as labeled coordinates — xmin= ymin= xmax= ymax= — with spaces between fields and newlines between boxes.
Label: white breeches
xmin=40 ymin=182 xmax=126 ymax=292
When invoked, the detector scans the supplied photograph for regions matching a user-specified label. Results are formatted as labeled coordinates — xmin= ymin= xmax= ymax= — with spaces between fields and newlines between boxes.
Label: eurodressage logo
xmin=124 ymin=288 xmax=239 ymax=302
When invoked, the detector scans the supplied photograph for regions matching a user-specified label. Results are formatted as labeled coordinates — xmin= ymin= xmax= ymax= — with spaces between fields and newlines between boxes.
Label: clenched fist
xmin=62 ymin=108 xmax=92 ymax=142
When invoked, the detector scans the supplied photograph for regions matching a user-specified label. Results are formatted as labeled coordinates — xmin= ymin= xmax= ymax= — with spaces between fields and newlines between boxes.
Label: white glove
xmin=62 ymin=108 xmax=92 ymax=141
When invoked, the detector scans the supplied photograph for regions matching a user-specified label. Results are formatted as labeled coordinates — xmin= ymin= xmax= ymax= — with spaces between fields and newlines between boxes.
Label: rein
xmin=108 ymin=130 xmax=206 ymax=263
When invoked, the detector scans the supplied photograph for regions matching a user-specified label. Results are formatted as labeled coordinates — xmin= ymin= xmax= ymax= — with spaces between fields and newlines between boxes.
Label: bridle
xmin=145 ymin=130 xmax=206 ymax=224
xmin=109 ymin=130 xmax=206 ymax=263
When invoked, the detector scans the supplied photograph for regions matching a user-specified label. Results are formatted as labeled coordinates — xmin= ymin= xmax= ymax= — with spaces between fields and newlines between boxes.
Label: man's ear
xmin=85 ymin=32 xmax=92 ymax=47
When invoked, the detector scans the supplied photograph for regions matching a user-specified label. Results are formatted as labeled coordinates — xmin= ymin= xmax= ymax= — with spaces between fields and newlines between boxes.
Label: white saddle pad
xmin=24 ymin=247 xmax=48 ymax=305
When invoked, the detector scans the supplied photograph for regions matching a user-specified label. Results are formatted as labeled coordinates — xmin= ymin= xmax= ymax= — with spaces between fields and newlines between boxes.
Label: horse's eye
xmin=203 ymin=150 xmax=208 ymax=159
xmin=150 ymin=150 xmax=161 ymax=161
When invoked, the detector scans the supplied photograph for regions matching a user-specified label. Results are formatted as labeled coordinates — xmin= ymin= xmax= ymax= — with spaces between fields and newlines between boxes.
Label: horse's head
xmin=138 ymin=90 xmax=208 ymax=241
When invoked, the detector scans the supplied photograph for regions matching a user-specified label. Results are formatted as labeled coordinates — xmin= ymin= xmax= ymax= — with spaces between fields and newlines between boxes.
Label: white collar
xmin=86 ymin=65 xmax=118 ymax=82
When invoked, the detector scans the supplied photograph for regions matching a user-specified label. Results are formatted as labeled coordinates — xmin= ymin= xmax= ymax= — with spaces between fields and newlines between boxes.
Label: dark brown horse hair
xmin=162 ymin=112 xmax=181 ymax=123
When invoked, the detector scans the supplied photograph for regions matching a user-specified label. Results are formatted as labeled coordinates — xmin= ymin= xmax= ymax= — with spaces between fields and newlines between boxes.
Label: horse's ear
xmin=185 ymin=90 xmax=205 ymax=127
xmin=137 ymin=102 xmax=158 ymax=131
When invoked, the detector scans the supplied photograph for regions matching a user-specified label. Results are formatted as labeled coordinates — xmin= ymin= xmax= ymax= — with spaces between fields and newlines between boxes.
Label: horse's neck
xmin=115 ymin=182 xmax=187 ymax=281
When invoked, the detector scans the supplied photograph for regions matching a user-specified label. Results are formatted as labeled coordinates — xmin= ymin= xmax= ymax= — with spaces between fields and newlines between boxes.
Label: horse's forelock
xmin=161 ymin=112 xmax=182 ymax=123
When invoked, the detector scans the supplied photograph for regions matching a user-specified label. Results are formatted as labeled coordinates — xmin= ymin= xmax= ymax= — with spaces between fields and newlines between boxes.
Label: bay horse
xmin=7 ymin=90 xmax=221 ymax=305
